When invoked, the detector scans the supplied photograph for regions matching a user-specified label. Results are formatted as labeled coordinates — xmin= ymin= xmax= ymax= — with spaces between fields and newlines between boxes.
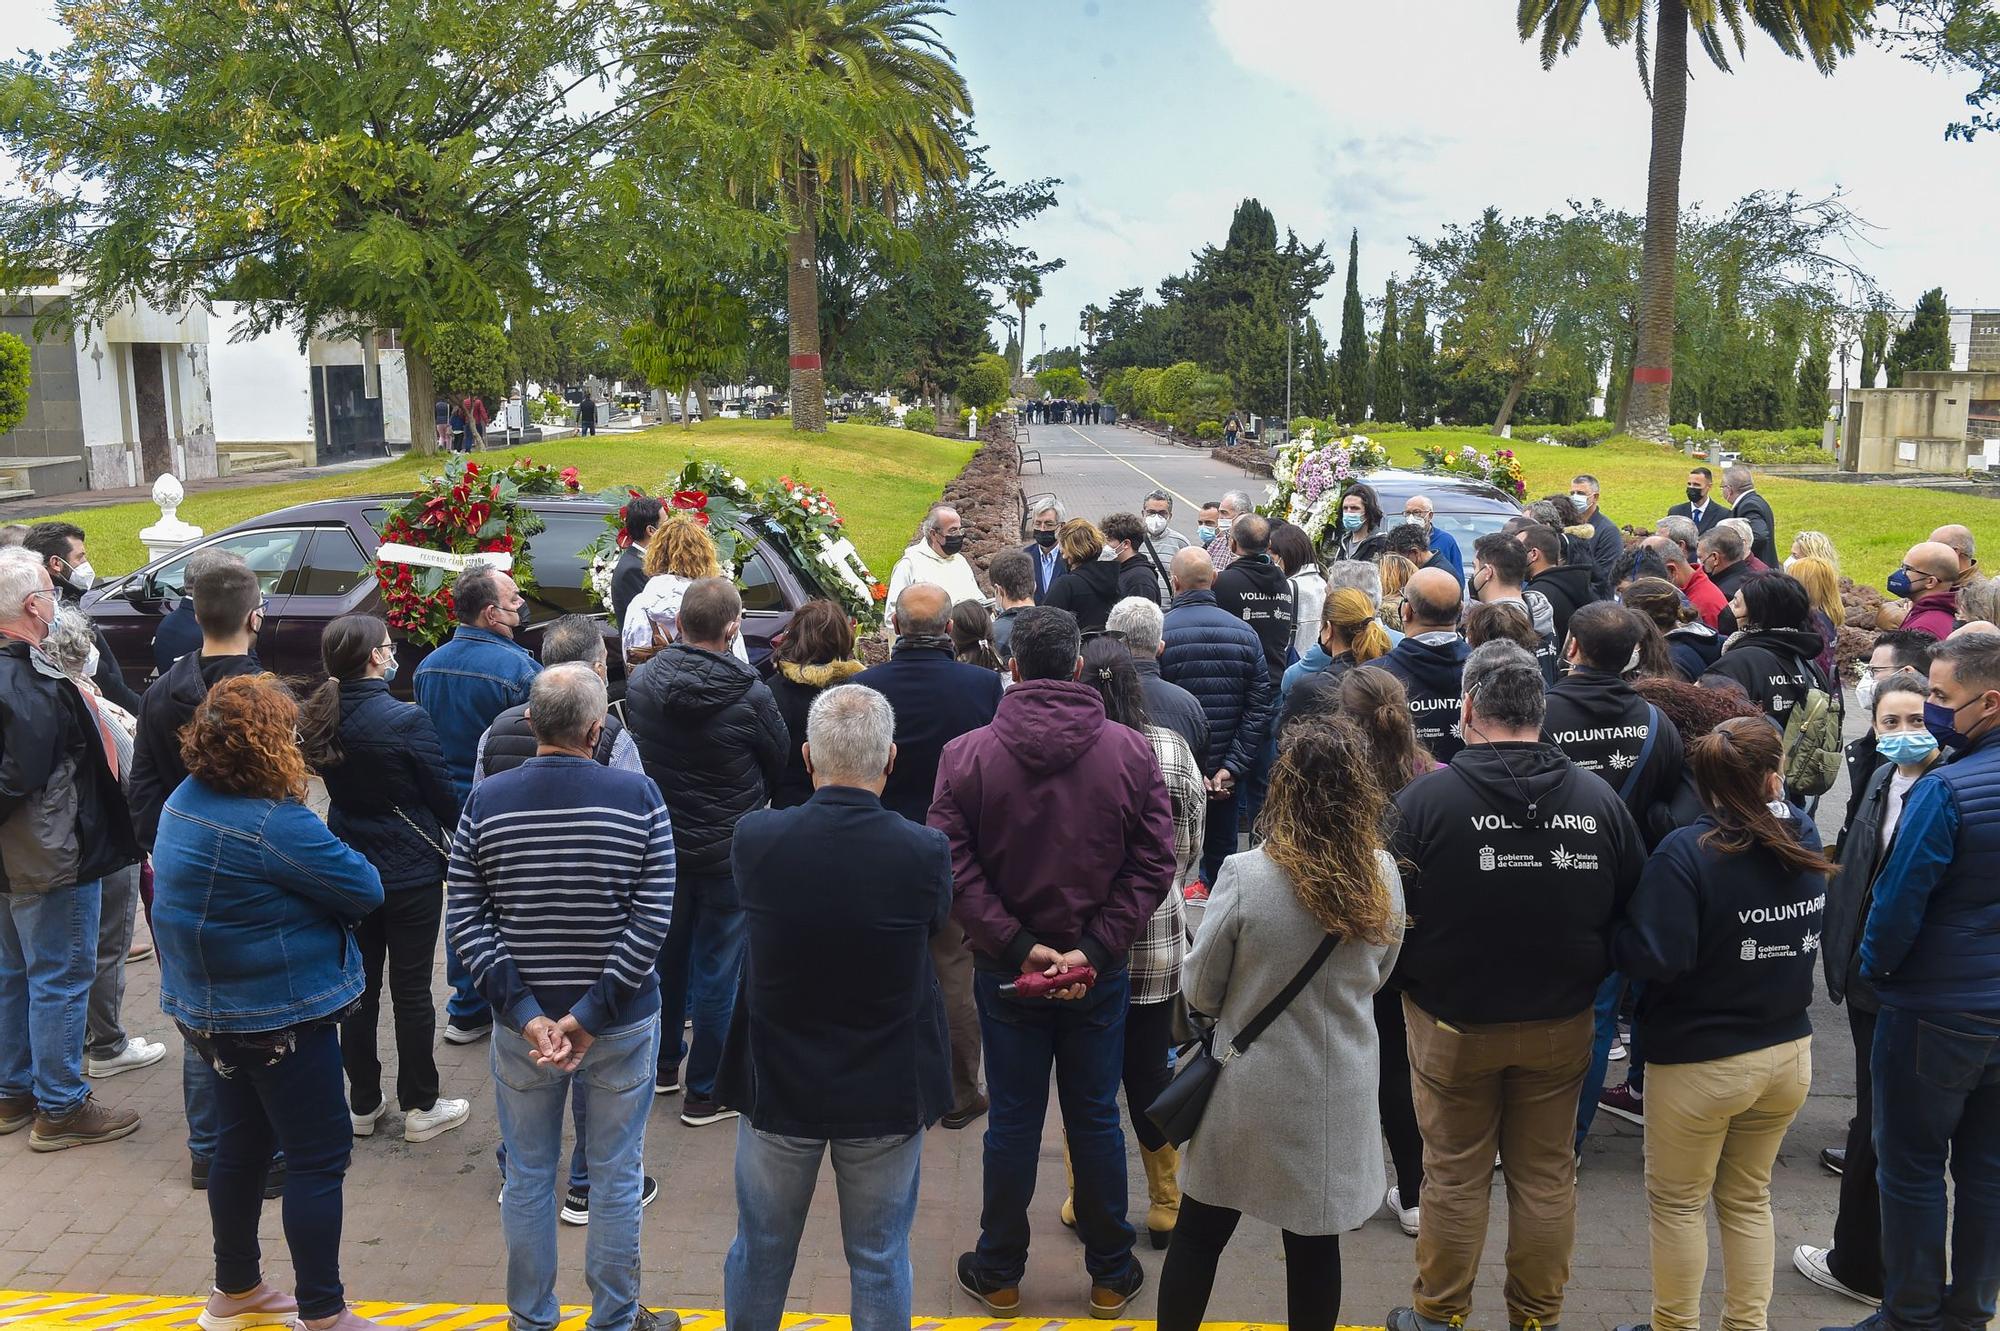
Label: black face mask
xmin=1686 ymin=486 xmax=1704 ymax=505
xmin=1034 ymin=531 xmax=1057 ymax=549
xmin=941 ymin=534 xmax=966 ymax=555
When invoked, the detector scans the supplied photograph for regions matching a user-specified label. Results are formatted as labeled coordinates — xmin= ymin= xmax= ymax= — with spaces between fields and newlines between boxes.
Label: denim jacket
xmin=153 ymin=778 xmax=385 ymax=1034
xmin=413 ymin=626 xmax=542 ymax=800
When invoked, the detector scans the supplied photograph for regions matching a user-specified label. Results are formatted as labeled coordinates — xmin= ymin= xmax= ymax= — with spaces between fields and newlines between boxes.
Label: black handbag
xmin=1146 ymin=931 xmax=1339 ymax=1147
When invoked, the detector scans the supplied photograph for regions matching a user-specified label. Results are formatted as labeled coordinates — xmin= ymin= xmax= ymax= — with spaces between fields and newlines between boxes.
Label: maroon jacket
xmin=928 ymin=678 xmax=1176 ymax=975
xmin=1901 ymin=588 xmax=1959 ymax=641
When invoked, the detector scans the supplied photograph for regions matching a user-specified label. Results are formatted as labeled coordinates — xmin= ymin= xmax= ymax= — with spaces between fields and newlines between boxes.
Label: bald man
xmin=1932 ymin=525 xmax=1979 ymax=582
xmin=1892 ymin=541 xmax=1965 ymax=640
xmin=1378 ymin=567 xmax=1473 ymax=762
xmin=1402 ymin=494 xmax=1467 ymax=586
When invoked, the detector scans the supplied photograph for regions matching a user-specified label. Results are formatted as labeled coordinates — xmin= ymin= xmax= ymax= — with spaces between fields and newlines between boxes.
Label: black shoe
xmin=633 ymin=1309 xmax=681 ymax=1331
xmin=1821 ymin=1146 xmax=1847 ymax=1176
xmin=192 ymin=1154 xmax=286 ymax=1199
xmin=955 ymin=1252 xmax=1020 ymax=1314
xmin=560 ymin=1174 xmax=658 ymax=1226
xmin=1089 ymin=1263 xmax=1145 ymax=1317
xmin=678 ymin=1097 xmax=738 ymax=1127
xmin=940 ymin=1096 xmax=989 ymax=1130
xmin=190 ymin=1154 xmax=208 ymax=1191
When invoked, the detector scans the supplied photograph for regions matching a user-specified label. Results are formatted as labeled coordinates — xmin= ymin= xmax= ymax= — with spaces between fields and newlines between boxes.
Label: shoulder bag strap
xmin=394 ymin=806 xmax=451 ymax=859
xmin=1140 ymin=532 xmax=1172 ymax=604
xmin=1224 ymin=931 xmax=1340 ymax=1059
xmin=1617 ymin=704 xmax=1661 ymax=803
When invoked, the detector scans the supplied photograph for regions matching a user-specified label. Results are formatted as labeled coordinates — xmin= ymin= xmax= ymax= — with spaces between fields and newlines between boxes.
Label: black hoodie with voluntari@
xmin=1541 ymin=667 xmax=1687 ymax=847
xmin=1390 ymin=741 xmax=1647 ymax=1028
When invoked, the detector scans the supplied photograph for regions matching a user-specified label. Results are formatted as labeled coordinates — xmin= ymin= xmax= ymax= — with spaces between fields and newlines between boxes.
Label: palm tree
xmin=1517 ymin=0 xmax=1870 ymax=442
xmin=639 ymin=1 xmax=971 ymax=432
xmin=1005 ymin=265 xmax=1043 ymax=379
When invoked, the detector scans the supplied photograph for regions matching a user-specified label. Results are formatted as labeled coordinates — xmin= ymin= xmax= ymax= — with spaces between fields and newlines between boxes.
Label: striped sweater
xmin=445 ymin=755 xmax=676 ymax=1036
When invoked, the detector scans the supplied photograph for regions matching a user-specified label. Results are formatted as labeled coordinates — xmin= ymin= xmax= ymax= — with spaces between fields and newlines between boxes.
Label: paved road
xmin=0 ymin=420 xmax=1870 ymax=1330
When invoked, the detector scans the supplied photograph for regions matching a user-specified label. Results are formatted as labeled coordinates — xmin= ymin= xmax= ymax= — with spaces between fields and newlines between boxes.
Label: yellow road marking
xmin=0 ymin=1290 xmax=1383 ymax=1330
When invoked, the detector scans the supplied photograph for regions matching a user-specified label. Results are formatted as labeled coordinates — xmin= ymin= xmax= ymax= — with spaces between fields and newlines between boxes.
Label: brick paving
xmin=0 ymin=421 xmax=1873 ymax=1327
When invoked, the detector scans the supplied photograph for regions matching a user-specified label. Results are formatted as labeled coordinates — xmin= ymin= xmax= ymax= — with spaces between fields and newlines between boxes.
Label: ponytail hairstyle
xmin=1323 ymin=587 xmax=1391 ymax=662
xmin=1689 ymin=717 xmax=1836 ymax=878
xmin=1338 ymin=663 xmax=1433 ymax=797
xmin=298 ymin=613 xmax=388 ymax=772
xmin=1258 ymin=717 xmax=1399 ymax=944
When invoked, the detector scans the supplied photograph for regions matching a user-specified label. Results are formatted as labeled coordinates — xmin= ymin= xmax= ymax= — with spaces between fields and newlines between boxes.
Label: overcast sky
xmin=14 ymin=0 xmax=1995 ymax=363
xmin=939 ymin=0 xmax=1998 ymax=358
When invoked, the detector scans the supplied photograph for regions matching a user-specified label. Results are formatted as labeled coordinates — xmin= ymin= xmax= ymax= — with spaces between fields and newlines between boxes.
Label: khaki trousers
xmin=1405 ymin=996 xmax=1594 ymax=1327
xmin=930 ymin=922 xmax=983 ymax=1109
xmin=1642 ymin=1036 xmax=1812 ymax=1331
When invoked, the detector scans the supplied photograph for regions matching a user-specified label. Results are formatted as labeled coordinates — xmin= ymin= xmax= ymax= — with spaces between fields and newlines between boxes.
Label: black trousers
xmin=339 ymin=887 xmax=443 ymax=1114
xmin=1123 ymin=998 xmax=1175 ymax=1153
xmin=1157 ymin=1195 xmax=1343 ymax=1331
xmin=1828 ymin=1002 xmax=1884 ymax=1298
xmin=1376 ymin=987 xmax=1424 ymax=1199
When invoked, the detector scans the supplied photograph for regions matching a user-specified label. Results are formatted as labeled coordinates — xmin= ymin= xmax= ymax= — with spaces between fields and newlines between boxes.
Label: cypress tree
xmin=1403 ymin=288 xmax=1435 ymax=428
xmin=1373 ymin=278 xmax=1404 ymax=423
xmin=1797 ymin=319 xmax=1831 ymax=428
xmin=1336 ymin=229 xmax=1370 ymax=423
xmin=1859 ymin=308 xmax=1890 ymax=388
xmin=1887 ymin=287 xmax=1953 ymax=386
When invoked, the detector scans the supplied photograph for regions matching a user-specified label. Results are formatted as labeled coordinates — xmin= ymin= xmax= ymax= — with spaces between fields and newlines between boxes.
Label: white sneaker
xmin=1793 ymin=1245 xmax=1880 ymax=1307
xmin=404 ymin=1097 xmax=470 ymax=1143
xmin=350 ymin=1099 xmax=390 ymax=1138
xmin=1386 ymin=1185 xmax=1419 ymax=1237
xmin=1608 ymin=1040 xmax=1629 ymax=1062
xmin=85 ymin=1037 xmax=166 ymax=1078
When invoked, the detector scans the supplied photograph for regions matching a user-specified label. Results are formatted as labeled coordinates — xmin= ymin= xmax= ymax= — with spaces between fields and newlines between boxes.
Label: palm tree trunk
xmin=1626 ymin=0 xmax=1688 ymax=444
xmin=787 ymin=169 xmax=827 ymax=433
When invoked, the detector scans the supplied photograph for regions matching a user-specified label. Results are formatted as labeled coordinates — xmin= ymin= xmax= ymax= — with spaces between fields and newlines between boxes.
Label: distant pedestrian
xmin=578 ymin=393 xmax=598 ymax=437
xmin=720 ymin=685 xmax=952 ymax=1331
xmin=462 ymin=394 xmax=489 ymax=448
xmin=447 ymin=664 xmax=677 ymax=1331
xmin=433 ymin=397 xmax=451 ymax=451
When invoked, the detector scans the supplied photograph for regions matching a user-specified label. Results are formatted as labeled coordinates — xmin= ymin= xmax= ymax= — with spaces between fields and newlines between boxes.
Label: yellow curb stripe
xmin=1 ymin=1290 xmax=1380 ymax=1331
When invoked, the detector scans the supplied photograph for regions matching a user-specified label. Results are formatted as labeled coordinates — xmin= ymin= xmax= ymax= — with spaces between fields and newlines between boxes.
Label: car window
xmin=519 ymin=507 xmax=606 ymax=622
xmin=738 ymin=549 xmax=785 ymax=613
xmin=149 ymin=528 xmax=307 ymax=599
xmin=294 ymin=527 xmax=373 ymax=599
xmin=1434 ymin=511 xmax=1516 ymax=548
xmin=747 ymin=515 xmax=829 ymax=600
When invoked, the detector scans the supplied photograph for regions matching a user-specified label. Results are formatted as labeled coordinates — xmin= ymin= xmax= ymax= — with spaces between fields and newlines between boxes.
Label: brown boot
xmin=29 ymin=1094 xmax=139 ymax=1152
xmin=1140 ymin=1142 xmax=1182 ymax=1249
xmin=1059 ymin=1139 xmax=1076 ymax=1229
xmin=0 ymin=1094 xmax=33 ymax=1135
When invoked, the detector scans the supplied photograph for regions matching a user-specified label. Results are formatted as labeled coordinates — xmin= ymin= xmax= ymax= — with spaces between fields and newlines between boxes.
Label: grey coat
xmin=1179 ymin=846 xmax=1404 ymax=1235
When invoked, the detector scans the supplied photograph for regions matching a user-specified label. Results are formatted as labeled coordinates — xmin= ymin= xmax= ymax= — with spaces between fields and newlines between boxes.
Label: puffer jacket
xmin=1160 ymin=589 xmax=1272 ymax=780
xmin=316 ymin=678 xmax=460 ymax=891
xmin=767 ymin=658 xmax=865 ymax=809
xmin=626 ymin=643 xmax=788 ymax=887
xmin=0 ymin=639 xmax=139 ymax=893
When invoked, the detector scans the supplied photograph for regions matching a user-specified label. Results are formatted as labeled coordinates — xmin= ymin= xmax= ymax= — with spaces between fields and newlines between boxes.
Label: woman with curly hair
xmin=1159 ymin=717 xmax=1406 ymax=1331
xmin=151 ymin=675 xmax=388 ymax=1331
xmin=766 ymin=599 xmax=861 ymax=809
xmin=620 ymin=513 xmax=747 ymax=665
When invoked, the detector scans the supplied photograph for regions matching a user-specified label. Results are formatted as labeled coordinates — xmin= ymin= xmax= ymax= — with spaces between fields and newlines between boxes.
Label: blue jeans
xmin=1199 ymin=791 xmax=1240 ymax=887
xmin=187 ymin=1042 xmax=221 ymax=1161
xmin=656 ymin=882 xmax=744 ymax=1099
xmin=1872 ymin=1005 xmax=2000 ymax=1331
xmin=1576 ymin=971 xmax=1646 ymax=1149
xmin=444 ymin=934 xmax=490 ymax=1029
xmin=724 ymin=1123 xmax=923 ymax=1331
xmin=1234 ymin=729 xmax=1279 ymax=840
xmin=970 ymin=966 xmax=1136 ymax=1285
xmin=0 ymin=879 xmax=101 ymax=1116
xmin=194 ymin=1022 xmax=352 ymax=1321
xmin=493 ymin=1016 xmax=659 ymax=1331
xmin=496 ymin=1085 xmax=590 ymax=1194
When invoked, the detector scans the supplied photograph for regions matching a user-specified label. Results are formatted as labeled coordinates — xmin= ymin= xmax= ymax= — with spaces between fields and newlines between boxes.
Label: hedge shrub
xmin=903 ymin=406 xmax=937 ymax=434
xmin=0 ymin=332 xmax=30 ymax=436
xmin=1195 ymin=420 xmax=1223 ymax=440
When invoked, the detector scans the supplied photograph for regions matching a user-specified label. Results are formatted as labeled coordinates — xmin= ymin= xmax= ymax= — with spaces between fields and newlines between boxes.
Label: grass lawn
xmin=42 ymin=420 xmax=977 ymax=578
xmin=1373 ymin=428 xmax=1987 ymax=586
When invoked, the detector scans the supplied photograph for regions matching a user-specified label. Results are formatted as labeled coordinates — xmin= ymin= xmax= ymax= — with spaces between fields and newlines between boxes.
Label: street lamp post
xmin=1039 ymin=321 xmax=1047 ymax=370
xmin=1285 ymin=318 xmax=1294 ymax=424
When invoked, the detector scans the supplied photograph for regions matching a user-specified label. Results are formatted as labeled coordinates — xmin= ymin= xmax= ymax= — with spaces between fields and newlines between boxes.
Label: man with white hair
xmin=1720 ymin=465 xmax=1777 ymax=568
xmin=1107 ymin=596 xmax=1207 ymax=756
xmin=886 ymin=503 xmax=984 ymax=623
xmin=719 ymin=684 xmax=953 ymax=1331
xmin=0 ymin=546 xmax=144 ymax=1150
xmin=1022 ymin=499 xmax=1066 ymax=603
xmin=1207 ymin=491 xmax=1254 ymax=575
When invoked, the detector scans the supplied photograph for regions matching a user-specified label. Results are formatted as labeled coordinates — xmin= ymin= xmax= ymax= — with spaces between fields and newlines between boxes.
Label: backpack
xmin=1779 ymin=655 xmax=1843 ymax=797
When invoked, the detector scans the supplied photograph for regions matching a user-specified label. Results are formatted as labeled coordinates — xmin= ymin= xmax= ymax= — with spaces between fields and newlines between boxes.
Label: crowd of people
xmin=1020 ymin=398 xmax=1111 ymax=426
xmin=0 ymin=449 xmax=1994 ymax=1331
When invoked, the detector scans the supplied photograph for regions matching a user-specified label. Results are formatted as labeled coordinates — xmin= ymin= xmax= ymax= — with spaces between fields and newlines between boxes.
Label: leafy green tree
xmin=1879 ymin=0 xmax=2000 ymax=140
xmin=1404 ymin=290 xmax=1436 ymax=428
xmin=622 ymin=278 xmax=752 ymax=429
xmin=1223 ymin=286 xmax=1290 ymax=418
xmin=1860 ymin=307 xmax=1892 ymax=388
xmin=637 ymin=0 xmax=972 ymax=433
xmin=1518 ymin=0 xmax=1872 ymax=442
xmin=429 ymin=324 xmax=512 ymax=402
xmin=1035 ymin=366 xmax=1087 ymax=398
xmin=0 ymin=0 xmax=644 ymax=455
xmin=957 ymin=352 xmax=1012 ymax=414
xmin=1887 ymin=287 xmax=1954 ymax=385
xmin=1336 ymin=230 xmax=1371 ymax=422
xmin=1373 ymin=278 xmax=1405 ymax=424
xmin=0 ymin=332 xmax=27 ymax=436
xmin=1797 ymin=317 xmax=1832 ymax=427
xmin=1296 ymin=315 xmax=1333 ymax=420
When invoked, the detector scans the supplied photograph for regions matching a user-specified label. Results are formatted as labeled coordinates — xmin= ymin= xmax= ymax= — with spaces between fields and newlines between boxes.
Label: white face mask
xmin=1856 ymin=673 xmax=1878 ymax=713
xmin=1143 ymin=513 xmax=1168 ymax=537
xmin=85 ymin=645 xmax=100 ymax=677
xmin=1571 ymin=492 xmax=1593 ymax=512
xmin=62 ymin=559 xmax=96 ymax=592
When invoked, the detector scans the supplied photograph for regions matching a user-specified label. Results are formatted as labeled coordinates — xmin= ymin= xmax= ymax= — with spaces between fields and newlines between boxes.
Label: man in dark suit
xmin=1025 ymin=500 xmax=1064 ymax=604
xmin=854 ymin=583 xmax=1004 ymax=1129
xmin=720 ymin=684 xmax=952 ymax=1331
xmin=609 ymin=497 xmax=663 ymax=628
xmin=1666 ymin=465 xmax=1730 ymax=536
xmin=1721 ymin=464 xmax=1779 ymax=568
